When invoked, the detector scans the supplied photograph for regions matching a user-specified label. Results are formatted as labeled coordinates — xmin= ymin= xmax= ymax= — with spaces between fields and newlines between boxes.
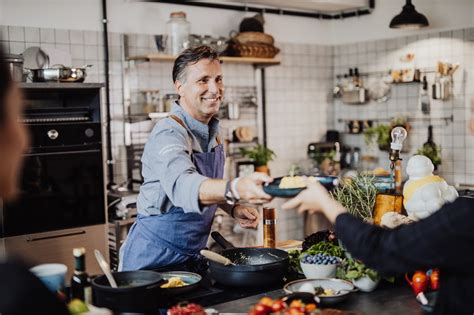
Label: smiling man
xmin=120 ymin=46 xmax=273 ymax=271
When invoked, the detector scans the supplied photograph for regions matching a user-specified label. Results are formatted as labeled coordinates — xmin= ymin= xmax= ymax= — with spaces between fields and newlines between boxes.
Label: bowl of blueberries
xmin=300 ymin=253 xmax=341 ymax=279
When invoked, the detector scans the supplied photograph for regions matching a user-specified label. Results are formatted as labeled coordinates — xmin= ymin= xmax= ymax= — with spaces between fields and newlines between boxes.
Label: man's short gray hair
xmin=172 ymin=45 xmax=220 ymax=83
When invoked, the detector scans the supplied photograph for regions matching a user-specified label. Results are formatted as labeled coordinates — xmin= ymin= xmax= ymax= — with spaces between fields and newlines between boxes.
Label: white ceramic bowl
xmin=300 ymin=261 xmax=337 ymax=279
xmin=30 ymin=263 xmax=68 ymax=292
xmin=352 ymin=275 xmax=380 ymax=292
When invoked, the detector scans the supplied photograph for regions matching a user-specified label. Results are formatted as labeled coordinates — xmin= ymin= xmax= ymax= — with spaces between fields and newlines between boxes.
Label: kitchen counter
xmin=208 ymin=281 xmax=427 ymax=315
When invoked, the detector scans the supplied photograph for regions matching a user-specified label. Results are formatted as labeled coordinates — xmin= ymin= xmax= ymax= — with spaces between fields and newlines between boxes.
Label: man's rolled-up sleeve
xmin=142 ymin=127 xmax=207 ymax=213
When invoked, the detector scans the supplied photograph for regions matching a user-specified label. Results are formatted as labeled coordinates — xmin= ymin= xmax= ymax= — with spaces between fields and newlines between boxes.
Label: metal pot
xmin=4 ymin=54 xmax=25 ymax=82
xmin=92 ymin=270 xmax=166 ymax=313
xmin=27 ymin=64 xmax=92 ymax=82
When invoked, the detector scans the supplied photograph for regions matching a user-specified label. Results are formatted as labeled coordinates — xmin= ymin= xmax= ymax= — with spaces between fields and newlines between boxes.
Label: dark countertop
xmin=208 ymin=281 xmax=427 ymax=315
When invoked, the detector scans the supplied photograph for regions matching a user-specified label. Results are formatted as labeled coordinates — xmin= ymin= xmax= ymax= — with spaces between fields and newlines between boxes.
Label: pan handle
xmin=211 ymin=231 xmax=236 ymax=249
xmin=200 ymin=250 xmax=235 ymax=266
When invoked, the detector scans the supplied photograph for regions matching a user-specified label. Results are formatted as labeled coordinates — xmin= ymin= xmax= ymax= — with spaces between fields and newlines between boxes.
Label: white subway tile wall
xmin=331 ymin=28 xmax=474 ymax=186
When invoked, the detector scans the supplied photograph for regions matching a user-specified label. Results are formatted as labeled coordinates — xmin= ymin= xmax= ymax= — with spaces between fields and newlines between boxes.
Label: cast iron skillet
xmin=206 ymin=231 xmax=289 ymax=287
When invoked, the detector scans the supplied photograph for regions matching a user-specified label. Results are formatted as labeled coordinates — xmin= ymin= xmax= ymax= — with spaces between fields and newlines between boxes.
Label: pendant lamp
xmin=389 ymin=0 xmax=429 ymax=29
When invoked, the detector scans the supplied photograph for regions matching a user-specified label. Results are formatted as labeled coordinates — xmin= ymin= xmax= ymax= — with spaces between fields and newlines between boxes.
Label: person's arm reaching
xmin=282 ymin=181 xmax=474 ymax=274
xmin=146 ymin=127 xmax=272 ymax=213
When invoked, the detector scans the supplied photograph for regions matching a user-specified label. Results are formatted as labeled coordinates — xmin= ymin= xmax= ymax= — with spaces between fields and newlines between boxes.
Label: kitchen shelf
xmin=127 ymin=54 xmax=280 ymax=67
xmin=19 ymin=82 xmax=104 ymax=89
xmin=338 ymin=115 xmax=454 ymax=125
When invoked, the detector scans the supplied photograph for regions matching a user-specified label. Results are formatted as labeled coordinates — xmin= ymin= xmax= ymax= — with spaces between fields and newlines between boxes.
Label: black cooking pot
xmin=92 ymin=270 xmax=165 ymax=313
xmin=207 ymin=232 xmax=289 ymax=287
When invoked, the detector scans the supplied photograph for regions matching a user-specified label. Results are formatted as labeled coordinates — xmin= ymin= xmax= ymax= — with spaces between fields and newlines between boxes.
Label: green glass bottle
xmin=71 ymin=247 xmax=92 ymax=304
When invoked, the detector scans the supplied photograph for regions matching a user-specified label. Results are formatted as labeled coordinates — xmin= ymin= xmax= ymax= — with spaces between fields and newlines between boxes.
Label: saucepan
xmin=27 ymin=64 xmax=92 ymax=82
xmin=201 ymin=231 xmax=289 ymax=287
xmin=92 ymin=270 xmax=166 ymax=312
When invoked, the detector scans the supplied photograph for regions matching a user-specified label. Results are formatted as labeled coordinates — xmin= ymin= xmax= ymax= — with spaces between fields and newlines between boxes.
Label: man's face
xmin=175 ymin=59 xmax=224 ymax=123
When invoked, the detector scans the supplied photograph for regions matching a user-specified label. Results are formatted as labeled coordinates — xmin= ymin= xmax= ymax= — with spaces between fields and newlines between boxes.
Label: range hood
xmin=144 ymin=0 xmax=374 ymax=19
xmin=215 ymin=0 xmax=371 ymax=13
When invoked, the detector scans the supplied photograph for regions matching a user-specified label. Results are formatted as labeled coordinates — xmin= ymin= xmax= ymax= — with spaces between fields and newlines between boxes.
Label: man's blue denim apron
xmin=120 ymin=115 xmax=224 ymax=271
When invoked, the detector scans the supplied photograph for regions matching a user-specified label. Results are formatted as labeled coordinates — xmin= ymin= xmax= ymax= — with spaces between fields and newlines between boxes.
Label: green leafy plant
xmin=240 ymin=144 xmax=276 ymax=166
xmin=416 ymin=145 xmax=442 ymax=168
xmin=303 ymin=241 xmax=344 ymax=258
xmin=363 ymin=124 xmax=391 ymax=150
xmin=330 ymin=174 xmax=377 ymax=223
xmin=336 ymin=258 xmax=379 ymax=282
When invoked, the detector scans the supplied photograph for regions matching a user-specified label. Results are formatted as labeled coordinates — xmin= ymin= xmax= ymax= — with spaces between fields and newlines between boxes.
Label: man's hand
xmin=281 ymin=181 xmax=347 ymax=224
xmin=233 ymin=205 xmax=259 ymax=228
xmin=236 ymin=172 xmax=273 ymax=204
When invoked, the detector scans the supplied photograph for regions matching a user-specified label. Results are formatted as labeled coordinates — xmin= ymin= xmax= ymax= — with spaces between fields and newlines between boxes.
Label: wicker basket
xmin=230 ymin=42 xmax=280 ymax=58
xmin=234 ymin=32 xmax=274 ymax=45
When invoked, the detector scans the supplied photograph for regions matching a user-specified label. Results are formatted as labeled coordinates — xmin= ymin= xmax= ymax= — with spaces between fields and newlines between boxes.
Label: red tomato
xmin=271 ymin=300 xmax=286 ymax=312
xmin=305 ymin=303 xmax=317 ymax=312
xmin=430 ymin=269 xmax=440 ymax=290
xmin=406 ymin=271 xmax=428 ymax=295
xmin=287 ymin=307 xmax=305 ymax=315
xmin=259 ymin=297 xmax=274 ymax=307
xmin=254 ymin=303 xmax=272 ymax=314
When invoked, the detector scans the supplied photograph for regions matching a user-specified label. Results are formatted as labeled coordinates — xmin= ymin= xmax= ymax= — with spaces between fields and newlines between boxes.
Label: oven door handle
xmin=25 ymin=148 xmax=101 ymax=156
xmin=26 ymin=230 xmax=86 ymax=242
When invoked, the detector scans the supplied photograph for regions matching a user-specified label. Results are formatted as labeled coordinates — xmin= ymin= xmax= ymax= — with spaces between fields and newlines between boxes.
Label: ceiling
xmin=201 ymin=0 xmax=371 ymax=13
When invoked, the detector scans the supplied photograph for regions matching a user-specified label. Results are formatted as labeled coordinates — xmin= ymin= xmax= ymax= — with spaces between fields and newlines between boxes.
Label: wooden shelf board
xmin=127 ymin=54 xmax=280 ymax=66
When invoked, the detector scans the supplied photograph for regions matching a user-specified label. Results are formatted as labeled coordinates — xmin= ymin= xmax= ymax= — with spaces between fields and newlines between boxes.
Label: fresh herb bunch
xmin=336 ymin=258 xmax=379 ymax=282
xmin=303 ymin=241 xmax=344 ymax=259
xmin=288 ymin=249 xmax=303 ymax=274
xmin=330 ymin=174 xmax=377 ymax=223
xmin=302 ymin=230 xmax=337 ymax=251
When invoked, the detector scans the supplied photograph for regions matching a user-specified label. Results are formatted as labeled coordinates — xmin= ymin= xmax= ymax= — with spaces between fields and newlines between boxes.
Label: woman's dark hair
xmin=0 ymin=42 xmax=13 ymax=126
xmin=172 ymin=45 xmax=220 ymax=83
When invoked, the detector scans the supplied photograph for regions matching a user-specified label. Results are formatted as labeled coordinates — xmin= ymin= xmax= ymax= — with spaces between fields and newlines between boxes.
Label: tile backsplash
xmin=331 ymin=28 xmax=474 ymax=186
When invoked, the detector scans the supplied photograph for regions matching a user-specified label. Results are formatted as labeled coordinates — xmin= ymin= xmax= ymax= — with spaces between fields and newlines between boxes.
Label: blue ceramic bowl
xmin=30 ymin=263 xmax=67 ymax=292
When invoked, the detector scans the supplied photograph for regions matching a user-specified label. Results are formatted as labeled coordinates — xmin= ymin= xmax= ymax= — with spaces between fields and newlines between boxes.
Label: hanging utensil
xmin=94 ymin=249 xmax=118 ymax=288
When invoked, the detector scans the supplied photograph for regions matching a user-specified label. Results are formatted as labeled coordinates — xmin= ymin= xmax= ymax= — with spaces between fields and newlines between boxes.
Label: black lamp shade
xmin=390 ymin=0 xmax=429 ymax=29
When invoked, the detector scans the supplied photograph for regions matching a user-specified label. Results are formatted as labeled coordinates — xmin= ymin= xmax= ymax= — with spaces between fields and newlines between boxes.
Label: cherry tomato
xmin=259 ymin=297 xmax=274 ymax=307
xmin=271 ymin=300 xmax=286 ymax=312
xmin=406 ymin=270 xmax=428 ymax=295
xmin=430 ymin=269 xmax=440 ymax=290
xmin=305 ymin=303 xmax=317 ymax=312
xmin=254 ymin=303 xmax=272 ymax=314
xmin=289 ymin=300 xmax=303 ymax=308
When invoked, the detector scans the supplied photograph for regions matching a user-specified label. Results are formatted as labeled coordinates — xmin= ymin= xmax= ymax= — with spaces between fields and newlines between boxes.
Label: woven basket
xmin=234 ymin=32 xmax=274 ymax=45
xmin=231 ymin=42 xmax=280 ymax=58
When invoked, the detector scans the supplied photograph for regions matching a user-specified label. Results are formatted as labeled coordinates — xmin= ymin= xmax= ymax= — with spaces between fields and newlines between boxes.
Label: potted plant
xmin=416 ymin=145 xmax=442 ymax=171
xmin=364 ymin=124 xmax=391 ymax=151
xmin=337 ymin=258 xmax=380 ymax=292
xmin=240 ymin=144 xmax=276 ymax=174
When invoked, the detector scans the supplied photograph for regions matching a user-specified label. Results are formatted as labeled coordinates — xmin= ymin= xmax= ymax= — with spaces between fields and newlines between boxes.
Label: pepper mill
xmin=263 ymin=207 xmax=276 ymax=248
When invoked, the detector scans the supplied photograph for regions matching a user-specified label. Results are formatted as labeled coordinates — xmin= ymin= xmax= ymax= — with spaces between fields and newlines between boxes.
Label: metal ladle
xmin=94 ymin=249 xmax=118 ymax=288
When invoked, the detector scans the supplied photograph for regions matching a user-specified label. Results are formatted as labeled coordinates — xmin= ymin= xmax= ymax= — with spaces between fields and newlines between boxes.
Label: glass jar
xmin=166 ymin=12 xmax=190 ymax=55
xmin=163 ymin=93 xmax=179 ymax=112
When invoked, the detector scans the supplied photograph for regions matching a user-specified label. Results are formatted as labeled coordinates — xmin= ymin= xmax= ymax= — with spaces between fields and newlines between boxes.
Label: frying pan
xmin=205 ymin=231 xmax=289 ymax=287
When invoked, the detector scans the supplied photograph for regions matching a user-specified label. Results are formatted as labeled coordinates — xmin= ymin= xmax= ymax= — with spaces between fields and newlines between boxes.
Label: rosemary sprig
xmin=330 ymin=174 xmax=377 ymax=223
